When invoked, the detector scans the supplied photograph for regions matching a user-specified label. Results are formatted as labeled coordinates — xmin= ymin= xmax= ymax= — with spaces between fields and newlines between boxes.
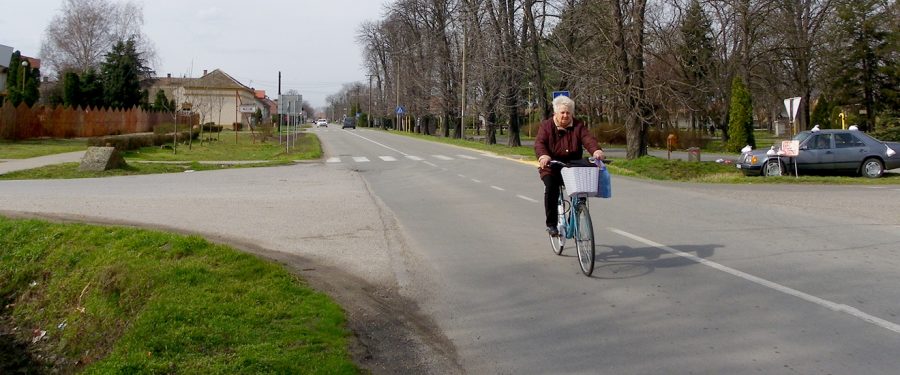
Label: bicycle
xmin=548 ymin=159 xmax=605 ymax=276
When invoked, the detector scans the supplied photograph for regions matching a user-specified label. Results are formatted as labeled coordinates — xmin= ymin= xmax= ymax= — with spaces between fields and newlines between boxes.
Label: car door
xmin=832 ymin=132 xmax=868 ymax=171
xmin=797 ymin=133 xmax=835 ymax=170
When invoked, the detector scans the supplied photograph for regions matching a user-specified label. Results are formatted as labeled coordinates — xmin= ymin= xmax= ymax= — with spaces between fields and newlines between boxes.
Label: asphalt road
xmin=2 ymin=128 xmax=900 ymax=374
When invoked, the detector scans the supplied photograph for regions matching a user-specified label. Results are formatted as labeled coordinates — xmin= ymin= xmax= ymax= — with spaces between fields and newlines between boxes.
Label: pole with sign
xmin=781 ymin=140 xmax=800 ymax=177
xmin=783 ymin=97 xmax=801 ymax=135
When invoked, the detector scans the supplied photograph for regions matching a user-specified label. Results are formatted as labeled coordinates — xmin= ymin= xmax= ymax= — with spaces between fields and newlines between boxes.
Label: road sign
xmin=552 ymin=91 xmax=570 ymax=98
xmin=783 ymin=97 xmax=801 ymax=121
xmin=239 ymin=104 xmax=256 ymax=113
xmin=395 ymin=105 xmax=406 ymax=115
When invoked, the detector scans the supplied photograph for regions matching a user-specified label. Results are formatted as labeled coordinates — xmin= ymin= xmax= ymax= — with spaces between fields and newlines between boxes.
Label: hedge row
xmin=88 ymin=130 xmax=198 ymax=151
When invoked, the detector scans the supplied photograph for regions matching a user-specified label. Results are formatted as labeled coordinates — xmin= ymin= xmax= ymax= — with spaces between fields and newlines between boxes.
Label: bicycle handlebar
xmin=548 ymin=158 xmax=610 ymax=168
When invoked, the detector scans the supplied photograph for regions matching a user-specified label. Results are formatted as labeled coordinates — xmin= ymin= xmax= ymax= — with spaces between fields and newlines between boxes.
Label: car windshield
xmin=793 ymin=131 xmax=812 ymax=143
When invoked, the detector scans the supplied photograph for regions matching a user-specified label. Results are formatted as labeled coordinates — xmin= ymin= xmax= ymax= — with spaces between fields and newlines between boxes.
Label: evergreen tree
xmin=726 ymin=78 xmax=755 ymax=153
xmin=4 ymin=51 xmax=40 ymax=106
xmin=153 ymin=89 xmax=171 ymax=111
xmin=100 ymin=39 xmax=150 ymax=109
xmin=80 ymin=70 xmax=104 ymax=108
xmin=811 ymin=95 xmax=837 ymax=129
xmin=825 ymin=0 xmax=897 ymax=131
xmin=679 ymin=0 xmax=715 ymax=127
xmin=63 ymin=72 xmax=82 ymax=108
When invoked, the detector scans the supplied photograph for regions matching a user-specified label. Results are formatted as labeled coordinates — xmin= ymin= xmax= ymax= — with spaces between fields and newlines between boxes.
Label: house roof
xmin=185 ymin=69 xmax=252 ymax=91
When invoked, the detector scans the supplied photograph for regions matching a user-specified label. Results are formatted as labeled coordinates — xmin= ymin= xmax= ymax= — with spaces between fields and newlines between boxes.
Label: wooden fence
xmin=0 ymin=102 xmax=197 ymax=140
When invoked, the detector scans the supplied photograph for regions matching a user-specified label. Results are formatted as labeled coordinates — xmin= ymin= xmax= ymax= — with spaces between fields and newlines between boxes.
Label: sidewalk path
xmin=0 ymin=151 xmax=86 ymax=175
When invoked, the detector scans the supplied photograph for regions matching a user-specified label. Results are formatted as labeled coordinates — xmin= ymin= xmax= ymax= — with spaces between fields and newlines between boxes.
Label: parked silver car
xmin=736 ymin=129 xmax=900 ymax=178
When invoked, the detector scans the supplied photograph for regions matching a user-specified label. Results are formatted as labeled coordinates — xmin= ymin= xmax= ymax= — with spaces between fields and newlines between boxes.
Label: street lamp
xmin=19 ymin=60 xmax=29 ymax=98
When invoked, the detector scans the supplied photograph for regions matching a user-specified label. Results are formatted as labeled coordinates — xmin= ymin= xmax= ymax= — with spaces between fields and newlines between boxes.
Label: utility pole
xmin=367 ymin=74 xmax=375 ymax=128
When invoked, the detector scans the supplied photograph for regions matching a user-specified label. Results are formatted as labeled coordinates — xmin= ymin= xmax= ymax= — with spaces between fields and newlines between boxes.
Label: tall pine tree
xmin=100 ymin=39 xmax=150 ymax=109
xmin=825 ymin=0 xmax=897 ymax=131
xmin=63 ymin=71 xmax=82 ymax=108
xmin=4 ymin=51 xmax=41 ymax=106
xmin=726 ymin=77 xmax=755 ymax=152
xmin=679 ymin=0 xmax=715 ymax=128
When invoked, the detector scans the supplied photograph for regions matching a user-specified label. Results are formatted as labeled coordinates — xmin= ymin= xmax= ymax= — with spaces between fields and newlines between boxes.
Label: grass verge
xmin=0 ymin=216 xmax=358 ymax=374
xmin=611 ymin=156 xmax=900 ymax=184
xmin=386 ymin=129 xmax=900 ymax=184
xmin=0 ymin=139 xmax=88 ymax=159
xmin=0 ymin=161 xmax=292 ymax=180
xmin=124 ymin=131 xmax=321 ymax=162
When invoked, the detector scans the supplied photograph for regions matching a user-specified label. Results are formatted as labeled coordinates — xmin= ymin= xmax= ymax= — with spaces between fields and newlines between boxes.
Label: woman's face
xmin=554 ymin=105 xmax=572 ymax=127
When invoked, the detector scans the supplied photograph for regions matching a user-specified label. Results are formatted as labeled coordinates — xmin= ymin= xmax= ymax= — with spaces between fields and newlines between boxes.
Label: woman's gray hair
xmin=552 ymin=95 xmax=575 ymax=114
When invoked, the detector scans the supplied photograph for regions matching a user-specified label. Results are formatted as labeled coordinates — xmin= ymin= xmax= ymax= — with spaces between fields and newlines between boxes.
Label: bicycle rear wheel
xmin=574 ymin=201 xmax=595 ymax=276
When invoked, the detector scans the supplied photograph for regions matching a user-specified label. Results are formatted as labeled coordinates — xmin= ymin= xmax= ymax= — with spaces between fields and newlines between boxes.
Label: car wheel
xmin=861 ymin=158 xmax=884 ymax=178
xmin=762 ymin=160 xmax=783 ymax=177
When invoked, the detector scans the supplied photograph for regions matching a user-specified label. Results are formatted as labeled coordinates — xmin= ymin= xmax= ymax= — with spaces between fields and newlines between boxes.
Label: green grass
xmin=0 ymin=131 xmax=319 ymax=180
xmin=382 ymin=130 xmax=537 ymax=159
xmin=0 ymin=139 xmax=88 ymax=159
xmin=611 ymin=156 xmax=900 ymax=184
xmin=0 ymin=161 xmax=292 ymax=180
xmin=124 ymin=131 xmax=321 ymax=162
xmin=0 ymin=216 xmax=358 ymax=374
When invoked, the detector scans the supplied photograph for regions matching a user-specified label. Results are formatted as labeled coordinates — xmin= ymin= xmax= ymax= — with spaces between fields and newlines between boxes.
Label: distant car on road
xmin=736 ymin=129 xmax=900 ymax=178
xmin=316 ymin=119 xmax=328 ymax=128
xmin=341 ymin=117 xmax=356 ymax=129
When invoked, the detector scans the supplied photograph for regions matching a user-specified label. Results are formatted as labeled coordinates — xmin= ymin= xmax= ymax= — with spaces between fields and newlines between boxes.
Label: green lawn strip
xmin=380 ymin=130 xmax=536 ymax=159
xmin=0 ymin=139 xmax=88 ymax=159
xmin=0 ymin=217 xmax=358 ymax=374
xmin=611 ymin=156 xmax=900 ymax=184
xmin=0 ymin=161 xmax=292 ymax=180
xmin=124 ymin=131 xmax=321 ymax=162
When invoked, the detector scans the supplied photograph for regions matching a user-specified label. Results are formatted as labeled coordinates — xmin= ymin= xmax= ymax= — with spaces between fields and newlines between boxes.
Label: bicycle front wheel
xmin=574 ymin=201 xmax=595 ymax=276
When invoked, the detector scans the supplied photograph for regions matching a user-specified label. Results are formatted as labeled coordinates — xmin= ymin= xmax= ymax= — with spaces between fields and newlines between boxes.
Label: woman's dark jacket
xmin=534 ymin=118 xmax=601 ymax=179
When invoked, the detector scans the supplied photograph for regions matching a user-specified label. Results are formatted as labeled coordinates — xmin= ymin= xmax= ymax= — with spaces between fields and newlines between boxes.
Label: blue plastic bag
xmin=595 ymin=160 xmax=612 ymax=198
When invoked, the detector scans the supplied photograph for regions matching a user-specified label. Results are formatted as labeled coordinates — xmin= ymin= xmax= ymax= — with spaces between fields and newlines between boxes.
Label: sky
xmin=1 ymin=0 xmax=391 ymax=109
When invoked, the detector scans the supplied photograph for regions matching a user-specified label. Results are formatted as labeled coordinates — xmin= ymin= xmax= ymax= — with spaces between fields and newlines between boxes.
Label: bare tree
xmin=40 ymin=0 xmax=157 ymax=76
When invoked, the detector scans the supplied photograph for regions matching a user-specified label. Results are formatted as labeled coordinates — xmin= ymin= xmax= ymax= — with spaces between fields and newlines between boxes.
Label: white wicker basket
xmin=561 ymin=167 xmax=599 ymax=197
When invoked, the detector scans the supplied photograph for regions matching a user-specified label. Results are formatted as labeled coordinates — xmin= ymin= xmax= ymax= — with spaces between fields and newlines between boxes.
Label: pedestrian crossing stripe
xmin=432 ymin=155 xmax=453 ymax=160
xmin=406 ymin=156 xmax=424 ymax=161
xmin=326 ymin=157 xmax=341 ymax=163
xmin=352 ymin=157 xmax=370 ymax=162
xmin=379 ymin=156 xmax=397 ymax=161
xmin=456 ymin=154 xmax=478 ymax=160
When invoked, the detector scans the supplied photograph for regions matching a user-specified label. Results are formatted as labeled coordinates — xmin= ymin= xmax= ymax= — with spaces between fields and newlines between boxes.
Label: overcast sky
xmin=1 ymin=0 xmax=391 ymax=109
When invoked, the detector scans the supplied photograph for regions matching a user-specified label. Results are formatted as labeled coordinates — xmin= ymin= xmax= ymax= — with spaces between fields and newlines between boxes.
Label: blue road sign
xmin=552 ymin=91 xmax=570 ymax=98
xmin=395 ymin=105 xmax=406 ymax=115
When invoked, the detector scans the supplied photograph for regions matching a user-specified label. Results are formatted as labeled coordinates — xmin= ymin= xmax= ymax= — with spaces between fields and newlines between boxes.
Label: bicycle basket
xmin=561 ymin=166 xmax=599 ymax=197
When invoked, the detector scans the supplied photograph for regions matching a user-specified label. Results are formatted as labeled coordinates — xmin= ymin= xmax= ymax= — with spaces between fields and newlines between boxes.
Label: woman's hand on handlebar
xmin=538 ymin=155 xmax=551 ymax=170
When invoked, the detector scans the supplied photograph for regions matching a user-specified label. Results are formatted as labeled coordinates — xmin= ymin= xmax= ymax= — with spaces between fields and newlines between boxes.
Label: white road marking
xmin=433 ymin=155 xmax=454 ymax=160
xmin=457 ymin=154 xmax=478 ymax=160
xmin=326 ymin=157 xmax=341 ymax=163
xmin=491 ymin=186 xmax=505 ymax=191
xmin=423 ymin=161 xmax=439 ymax=168
xmin=458 ymin=174 xmax=467 ymax=178
xmin=406 ymin=156 xmax=424 ymax=161
xmin=471 ymin=179 xmax=481 ymax=183
xmin=610 ymin=228 xmax=900 ymax=335
xmin=517 ymin=195 xmax=539 ymax=203
xmin=352 ymin=157 xmax=370 ymax=162
xmin=344 ymin=130 xmax=410 ymax=156
xmin=379 ymin=156 xmax=398 ymax=162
